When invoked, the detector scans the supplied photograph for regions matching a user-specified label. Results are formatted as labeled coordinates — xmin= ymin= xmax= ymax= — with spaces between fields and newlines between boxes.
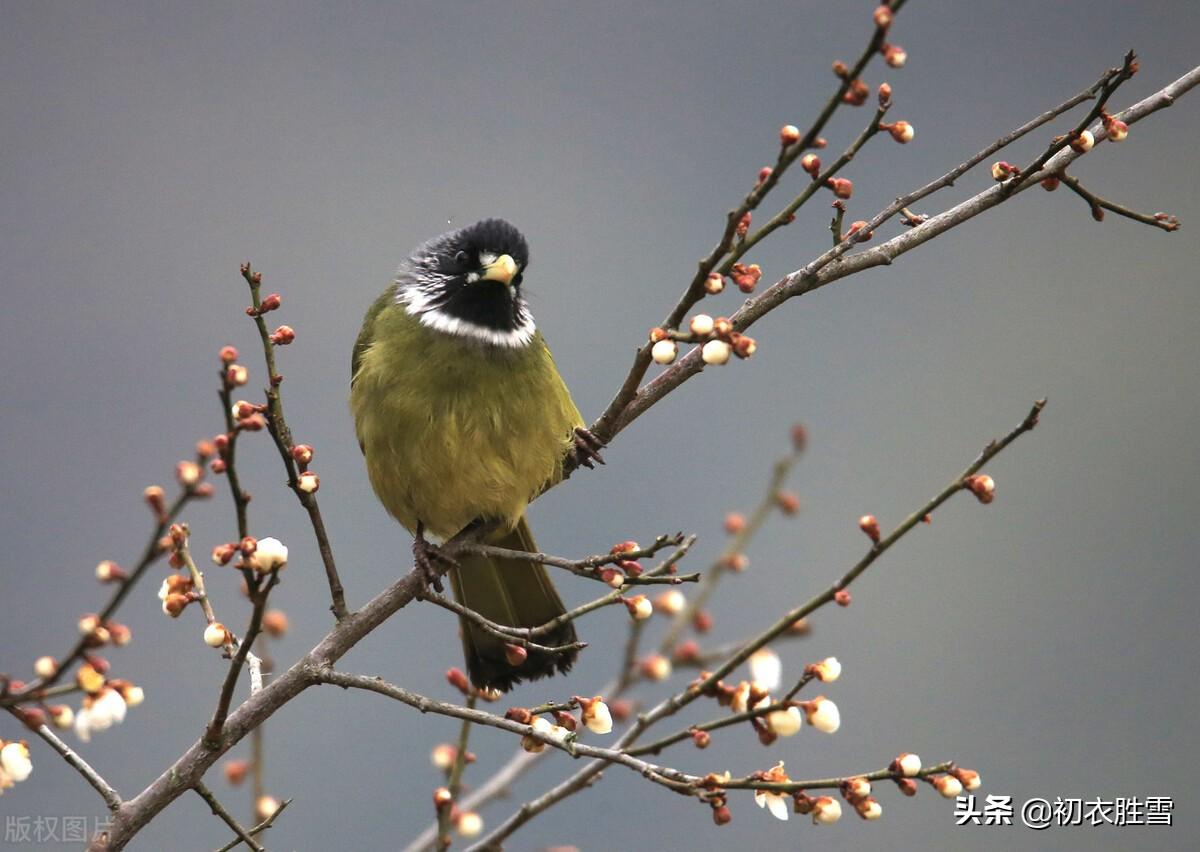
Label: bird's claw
xmin=413 ymin=522 xmax=457 ymax=594
xmin=568 ymin=427 xmax=606 ymax=471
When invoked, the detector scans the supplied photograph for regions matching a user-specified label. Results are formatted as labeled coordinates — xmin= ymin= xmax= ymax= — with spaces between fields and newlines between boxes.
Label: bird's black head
xmin=397 ymin=218 xmax=535 ymax=347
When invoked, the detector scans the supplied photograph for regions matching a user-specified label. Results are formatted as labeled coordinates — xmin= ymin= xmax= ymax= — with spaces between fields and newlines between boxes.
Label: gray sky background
xmin=2 ymin=2 xmax=1198 ymax=850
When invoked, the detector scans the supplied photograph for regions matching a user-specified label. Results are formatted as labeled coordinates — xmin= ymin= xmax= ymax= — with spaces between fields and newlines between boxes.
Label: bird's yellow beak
xmin=480 ymin=254 xmax=518 ymax=286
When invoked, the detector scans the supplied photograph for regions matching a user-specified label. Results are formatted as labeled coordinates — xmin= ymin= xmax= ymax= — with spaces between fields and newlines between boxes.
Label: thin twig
xmin=418 ymin=591 xmax=589 ymax=653
xmin=1057 ymin=173 xmax=1180 ymax=230
xmin=14 ymin=713 xmax=122 ymax=812
xmin=242 ymin=264 xmax=349 ymax=621
xmin=194 ymin=781 xmax=265 ymax=852
xmin=206 ymin=572 xmax=279 ymax=745
xmin=436 ymin=694 xmax=477 ymax=851
xmin=212 ymin=798 xmax=291 ymax=852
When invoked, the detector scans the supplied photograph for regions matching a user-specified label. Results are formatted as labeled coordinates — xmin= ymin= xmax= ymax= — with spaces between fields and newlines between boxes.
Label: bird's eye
xmin=453 ymin=250 xmax=470 ymax=267
xmin=512 ymin=272 xmax=523 ymax=288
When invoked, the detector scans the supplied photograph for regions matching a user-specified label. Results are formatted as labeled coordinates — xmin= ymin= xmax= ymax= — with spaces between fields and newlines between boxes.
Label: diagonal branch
xmin=1056 ymin=172 xmax=1180 ymax=230
xmin=194 ymin=781 xmax=265 ymax=852
xmin=12 ymin=711 xmax=122 ymax=812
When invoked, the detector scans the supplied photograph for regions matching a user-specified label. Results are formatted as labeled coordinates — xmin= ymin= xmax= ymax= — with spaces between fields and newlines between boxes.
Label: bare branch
xmin=12 ymin=712 xmax=122 ymax=813
xmin=194 ymin=781 xmax=265 ymax=852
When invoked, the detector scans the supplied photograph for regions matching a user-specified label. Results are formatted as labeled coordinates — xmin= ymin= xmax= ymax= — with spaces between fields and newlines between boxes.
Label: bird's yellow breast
xmin=350 ymin=304 xmax=583 ymax=539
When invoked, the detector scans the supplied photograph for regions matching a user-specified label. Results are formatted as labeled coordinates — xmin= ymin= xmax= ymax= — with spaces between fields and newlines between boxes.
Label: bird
xmin=350 ymin=218 xmax=602 ymax=692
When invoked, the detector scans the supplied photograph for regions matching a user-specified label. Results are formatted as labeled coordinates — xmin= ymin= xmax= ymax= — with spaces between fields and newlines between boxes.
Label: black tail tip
xmin=464 ymin=634 xmax=579 ymax=694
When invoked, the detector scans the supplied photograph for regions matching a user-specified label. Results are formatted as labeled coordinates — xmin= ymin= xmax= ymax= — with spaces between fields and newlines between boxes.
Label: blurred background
xmin=2 ymin=1 xmax=1197 ymax=849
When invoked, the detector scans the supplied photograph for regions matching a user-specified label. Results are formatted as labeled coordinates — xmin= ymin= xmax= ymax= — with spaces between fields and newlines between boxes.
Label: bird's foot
xmin=567 ymin=427 xmax=606 ymax=471
xmin=412 ymin=522 xmax=457 ymax=594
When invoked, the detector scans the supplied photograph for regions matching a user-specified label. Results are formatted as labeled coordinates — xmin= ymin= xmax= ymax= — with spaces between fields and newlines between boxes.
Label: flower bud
xmin=723 ymin=512 xmax=746 ymax=534
xmin=952 ymin=767 xmax=982 ymax=791
xmin=888 ymin=120 xmax=914 ymax=143
xmin=800 ymin=153 xmax=821 ymax=177
xmin=878 ymin=81 xmax=892 ymax=103
xmin=932 ymin=774 xmax=963 ymax=798
xmin=1041 ymin=175 xmax=1060 ymax=191
xmin=834 ymin=589 xmax=852 ymax=607
xmin=672 ymin=640 xmax=700 ymax=663
xmin=827 ymin=177 xmax=854 ymax=199
xmin=735 ymin=212 xmax=751 ymax=238
xmin=965 ymin=473 xmax=995 ymax=503
xmin=776 ymin=490 xmax=801 ymax=514
xmin=873 ymin=5 xmax=893 ymax=28
xmin=692 ymin=609 xmax=713 ymax=633
xmin=894 ymin=752 xmax=922 ymax=777
xmin=1069 ymin=129 xmax=1095 ymax=153
xmin=291 ymin=444 xmax=314 ymax=465
xmin=224 ymin=758 xmax=250 ymax=785
xmin=780 ymin=124 xmax=801 ymax=145
xmin=255 ymin=796 xmax=280 ymax=822
xmin=211 ymin=543 xmax=238 ymax=566
xmin=226 ymin=364 xmax=249 ymax=386
xmin=48 ymin=704 xmax=74 ymax=729
xmin=801 ymin=696 xmax=840 ymax=733
xmin=262 ymin=609 xmax=289 ymax=638
xmin=175 ymin=460 xmax=202 ymax=488
xmin=76 ymin=662 xmax=105 ymax=694
xmin=883 ymin=44 xmax=907 ymax=67
xmin=33 ymin=656 xmax=58 ymax=679
xmin=651 ymin=339 xmax=678 ymax=365
xmin=204 ymin=622 xmax=230 ymax=648
xmin=730 ymin=263 xmax=762 ymax=293
xmin=577 ymin=696 xmax=614 ymax=734
xmin=143 ymin=485 xmax=166 ymax=516
xmin=858 ymin=514 xmax=881 ymax=543
xmin=654 ymin=589 xmax=686 ymax=616
xmin=991 ymin=160 xmax=1017 ymax=181
xmin=219 ymin=345 xmax=239 ymax=364
xmin=297 ymin=471 xmax=320 ymax=494
xmin=895 ymin=777 xmax=918 ymax=796
xmin=258 ymin=292 xmax=282 ymax=313
xmin=270 ymin=325 xmax=295 ymax=345
xmin=842 ymin=776 xmax=871 ymax=799
xmin=704 ymin=271 xmax=725 ymax=294
xmin=842 ymin=79 xmax=869 ymax=106
xmin=809 ymin=656 xmax=842 ymax=683
xmin=855 ymin=797 xmax=883 ymax=820
xmin=702 ymin=340 xmax=732 ymax=365
xmin=456 ymin=811 xmax=483 ymax=837
xmin=757 ymin=166 xmax=773 ymax=184
xmin=731 ymin=334 xmax=757 ymax=359
xmin=446 ymin=668 xmax=470 ymax=695
xmin=767 ymin=706 xmax=803 ymax=737
xmin=639 ymin=654 xmax=672 ymax=681
xmin=811 ymin=795 xmax=843 ymax=824
xmin=95 ymin=561 xmax=126 ymax=583
xmin=689 ymin=314 xmax=715 ymax=337
xmin=1105 ymin=118 xmax=1128 ymax=142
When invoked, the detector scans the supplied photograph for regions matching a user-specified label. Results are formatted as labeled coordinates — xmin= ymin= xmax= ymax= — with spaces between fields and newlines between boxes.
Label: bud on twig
xmin=858 ymin=514 xmax=880 ymax=543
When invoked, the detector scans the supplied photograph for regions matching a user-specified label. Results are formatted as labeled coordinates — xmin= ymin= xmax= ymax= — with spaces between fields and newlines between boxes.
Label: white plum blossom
xmin=252 ymin=537 xmax=288 ymax=573
xmin=748 ymin=648 xmax=782 ymax=692
xmin=0 ymin=742 xmax=32 ymax=783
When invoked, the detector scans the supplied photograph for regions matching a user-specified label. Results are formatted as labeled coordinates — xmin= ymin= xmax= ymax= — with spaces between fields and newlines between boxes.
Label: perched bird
xmin=351 ymin=219 xmax=602 ymax=692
